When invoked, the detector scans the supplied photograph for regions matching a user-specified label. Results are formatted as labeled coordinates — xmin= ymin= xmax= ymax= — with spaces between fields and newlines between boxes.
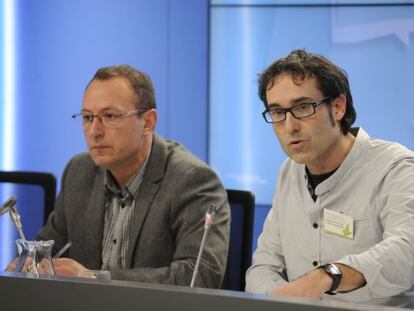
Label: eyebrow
xmin=267 ymin=96 xmax=317 ymax=109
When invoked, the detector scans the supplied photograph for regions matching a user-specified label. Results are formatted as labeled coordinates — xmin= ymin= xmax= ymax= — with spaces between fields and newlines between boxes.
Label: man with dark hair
xmin=246 ymin=50 xmax=414 ymax=305
xmin=28 ymin=65 xmax=230 ymax=287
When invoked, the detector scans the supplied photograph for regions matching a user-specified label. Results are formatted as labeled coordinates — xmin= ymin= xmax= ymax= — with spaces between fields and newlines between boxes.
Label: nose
xmin=87 ymin=116 xmax=105 ymax=136
xmin=284 ymin=111 xmax=300 ymax=133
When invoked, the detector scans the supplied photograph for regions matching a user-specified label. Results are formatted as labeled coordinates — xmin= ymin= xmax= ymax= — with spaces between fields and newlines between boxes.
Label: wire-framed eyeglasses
xmin=72 ymin=109 xmax=148 ymax=129
xmin=262 ymin=97 xmax=332 ymax=124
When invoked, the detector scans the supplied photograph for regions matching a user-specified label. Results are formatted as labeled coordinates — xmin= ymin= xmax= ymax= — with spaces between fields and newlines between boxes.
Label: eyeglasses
xmin=72 ymin=109 xmax=148 ymax=129
xmin=262 ymin=97 xmax=332 ymax=124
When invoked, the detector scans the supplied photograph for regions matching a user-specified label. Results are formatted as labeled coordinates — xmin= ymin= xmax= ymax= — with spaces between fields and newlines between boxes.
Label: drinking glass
xmin=15 ymin=239 xmax=55 ymax=277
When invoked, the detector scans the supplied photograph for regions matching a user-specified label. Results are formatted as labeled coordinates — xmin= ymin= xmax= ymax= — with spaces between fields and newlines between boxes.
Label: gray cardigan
xmin=38 ymin=133 xmax=230 ymax=288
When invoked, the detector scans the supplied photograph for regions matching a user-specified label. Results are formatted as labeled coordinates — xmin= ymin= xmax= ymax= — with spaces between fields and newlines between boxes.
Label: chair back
xmin=222 ymin=189 xmax=255 ymax=291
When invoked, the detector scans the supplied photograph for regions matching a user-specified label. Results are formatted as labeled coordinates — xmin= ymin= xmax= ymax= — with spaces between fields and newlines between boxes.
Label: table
xmin=0 ymin=272 xmax=406 ymax=311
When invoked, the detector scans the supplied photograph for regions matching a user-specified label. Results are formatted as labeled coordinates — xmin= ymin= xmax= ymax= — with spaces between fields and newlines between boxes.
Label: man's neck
xmin=307 ymin=132 xmax=355 ymax=175
xmin=111 ymin=135 xmax=153 ymax=185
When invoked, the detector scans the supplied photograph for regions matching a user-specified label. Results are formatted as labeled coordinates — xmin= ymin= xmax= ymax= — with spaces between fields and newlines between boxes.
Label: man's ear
xmin=143 ymin=109 xmax=158 ymax=133
xmin=333 ymin=94 xmax=346 ymax=121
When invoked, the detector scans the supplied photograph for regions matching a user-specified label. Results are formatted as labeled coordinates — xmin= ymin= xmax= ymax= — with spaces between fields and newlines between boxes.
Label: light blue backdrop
xmin=210 ymin=2 xmax=414 ymax=204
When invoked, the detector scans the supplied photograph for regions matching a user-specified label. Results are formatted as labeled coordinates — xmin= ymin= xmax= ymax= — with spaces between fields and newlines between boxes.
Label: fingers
xmin=5 ymin=257 xmax=17 ymax=272
xmin=52 ymin=258 xmax=88 ymax=276
xmin=8 ymin=257 xmax=34 ymax=273
xmin=38 ymin=258 xmax=54 ymax=275
xmin=6 ymin=262 xmax=16 ymax=272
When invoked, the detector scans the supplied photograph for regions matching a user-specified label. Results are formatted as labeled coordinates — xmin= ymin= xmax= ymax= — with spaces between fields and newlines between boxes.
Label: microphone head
xmin=1 ymin=196 xmax=17 ymax=208
xmin=0 ymin=196 xmax=17 ymax=216
xmin=7 ymin=196 xmax=17 ymax=209
xmin=204 ymin=204 xmax=216 ymax=226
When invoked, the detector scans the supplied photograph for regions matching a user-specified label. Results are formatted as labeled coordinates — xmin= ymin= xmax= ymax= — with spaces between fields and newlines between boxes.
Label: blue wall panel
xmin=13 ymin=0 xmax=208 ymax=178
xmin=168 ymin=1 xmax=209 ymax=158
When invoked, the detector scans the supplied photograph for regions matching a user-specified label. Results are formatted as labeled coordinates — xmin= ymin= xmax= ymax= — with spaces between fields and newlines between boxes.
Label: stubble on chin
xmin=88 ymin=150 xmax=108 ymax=167
xmin=284 ymin=144 xmax=310 ymax=165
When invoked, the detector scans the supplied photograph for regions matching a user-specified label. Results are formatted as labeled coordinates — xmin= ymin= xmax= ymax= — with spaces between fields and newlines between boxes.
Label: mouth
xmin=288 ymin=139 xmax=306 ymax=150
xmin=91 ymin=145 xmax=110 ymax=150
xmin=289 ymin=138 xmax=304 ymax=145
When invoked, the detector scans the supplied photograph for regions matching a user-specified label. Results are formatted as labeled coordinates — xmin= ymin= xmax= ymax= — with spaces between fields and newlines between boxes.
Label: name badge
xmin=323 ymin=209 xmax=354 ymax=240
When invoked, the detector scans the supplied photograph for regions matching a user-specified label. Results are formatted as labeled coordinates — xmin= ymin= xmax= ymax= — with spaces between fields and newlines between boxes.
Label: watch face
xmin=327 ymin=264 xmax=341 ymax=275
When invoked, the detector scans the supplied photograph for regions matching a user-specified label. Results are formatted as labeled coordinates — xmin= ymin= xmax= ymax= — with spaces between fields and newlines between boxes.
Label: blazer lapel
xmin=83 ymin=169 xmax=106 ymax=269
xmin=126 ymin=133 xmax=167 ymax=267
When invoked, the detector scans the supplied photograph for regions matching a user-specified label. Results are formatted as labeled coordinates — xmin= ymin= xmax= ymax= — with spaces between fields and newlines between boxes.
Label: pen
xmin=53 ymin=241 xmax=72 ymax=259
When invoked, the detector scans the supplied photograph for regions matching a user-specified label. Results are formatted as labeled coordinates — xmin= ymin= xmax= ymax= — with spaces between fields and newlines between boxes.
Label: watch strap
xmin=320 ymin=263 xmax=342 ymax=295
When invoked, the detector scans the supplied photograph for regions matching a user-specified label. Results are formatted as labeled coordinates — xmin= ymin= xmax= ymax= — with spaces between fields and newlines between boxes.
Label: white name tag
xmin=323 ymin=209 xmax=354 ymax=240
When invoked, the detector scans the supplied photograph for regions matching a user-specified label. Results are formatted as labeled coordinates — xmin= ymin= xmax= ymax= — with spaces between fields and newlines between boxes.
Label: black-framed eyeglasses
xmin=72 ymin=109 xmax=148 ymax=130
xmin=262 ymin=97 xmax=332 ymax=124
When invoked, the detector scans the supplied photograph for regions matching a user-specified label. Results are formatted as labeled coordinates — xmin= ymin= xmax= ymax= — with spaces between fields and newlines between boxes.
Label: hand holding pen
xmin=53 ymin=241 xmax=72 ymax=259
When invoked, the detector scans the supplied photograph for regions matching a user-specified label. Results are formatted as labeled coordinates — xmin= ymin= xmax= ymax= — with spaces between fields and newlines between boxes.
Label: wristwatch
xmin=319 ymin=263 xmax=342 ymax=295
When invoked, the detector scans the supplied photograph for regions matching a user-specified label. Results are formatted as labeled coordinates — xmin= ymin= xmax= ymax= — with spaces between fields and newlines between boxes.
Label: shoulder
xmin=351 ymin=129 xmax=414 ymax=185
xmin=360 ymin=134 xmax=414 ymax=168
xmin=151 ymin=134 xmax=228 ymax=217
xmin=153 ymin=134 xmax=215 ymax=175
xmin=151 ymin=135 xmax=226 ymax=197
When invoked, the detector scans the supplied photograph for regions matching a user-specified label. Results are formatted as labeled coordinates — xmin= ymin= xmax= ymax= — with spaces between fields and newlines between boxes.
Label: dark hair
xmin=87 ymin=65 xmax=156 ymax=109
xmin=258 ymin=49 xmax=356 ymax=135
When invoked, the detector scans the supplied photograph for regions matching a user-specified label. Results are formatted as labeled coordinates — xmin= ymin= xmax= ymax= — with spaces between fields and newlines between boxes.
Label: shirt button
xmin=313 ymin=223 xmax=318 ymax=229
xmin=113 ymin=239 xmax=117 ymax=244
xmin=312 ymin=261 xmax=318 ymax=267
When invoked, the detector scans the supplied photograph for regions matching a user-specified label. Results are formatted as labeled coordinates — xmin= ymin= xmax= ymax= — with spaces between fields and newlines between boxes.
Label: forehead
xmin=266 ymin=73 xmax=323 ymax=106
xmin=82 ymin=76 xmax=137 ymax=111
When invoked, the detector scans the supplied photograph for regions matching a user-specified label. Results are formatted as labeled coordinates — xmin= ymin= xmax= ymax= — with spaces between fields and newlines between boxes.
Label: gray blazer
xmin=38 ymin=133 xmax=230 ymax=288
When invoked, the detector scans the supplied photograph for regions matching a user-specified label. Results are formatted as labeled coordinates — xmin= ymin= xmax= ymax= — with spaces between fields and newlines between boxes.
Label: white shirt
xmin=246 ymin=128 xmax=414 ymax=306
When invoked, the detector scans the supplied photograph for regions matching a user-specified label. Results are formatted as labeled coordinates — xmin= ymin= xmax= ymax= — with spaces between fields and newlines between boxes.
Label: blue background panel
xmin=209 ymin=4 xmax=414 ymax=205
xmin=14 ymin=0 xmax=208 ymax=180
xmin=15 ymin=0 xmax=170 ymax=178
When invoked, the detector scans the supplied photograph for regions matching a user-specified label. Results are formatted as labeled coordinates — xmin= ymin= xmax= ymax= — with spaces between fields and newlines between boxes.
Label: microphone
xmin=0 ymin=196 xmax=26 ymax=240
xmin=0 ymin=196 xmax=17 ymax=216
xmin=0 ymin=196 xmax=16 ymax=216
xmin=190 ymin=204 xmax=216 ymax=288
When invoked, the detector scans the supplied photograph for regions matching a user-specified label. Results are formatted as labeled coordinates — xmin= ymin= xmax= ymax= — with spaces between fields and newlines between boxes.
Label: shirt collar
xmin=305 ymin=127 xmax=366 ymax=196
xmin=104 ymin=147 xmax=152 ymax=197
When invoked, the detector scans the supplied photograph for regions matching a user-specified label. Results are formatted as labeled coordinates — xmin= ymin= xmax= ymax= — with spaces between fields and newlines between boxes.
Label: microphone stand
xmin=190 ymin=204 xmax=216 ymax=288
